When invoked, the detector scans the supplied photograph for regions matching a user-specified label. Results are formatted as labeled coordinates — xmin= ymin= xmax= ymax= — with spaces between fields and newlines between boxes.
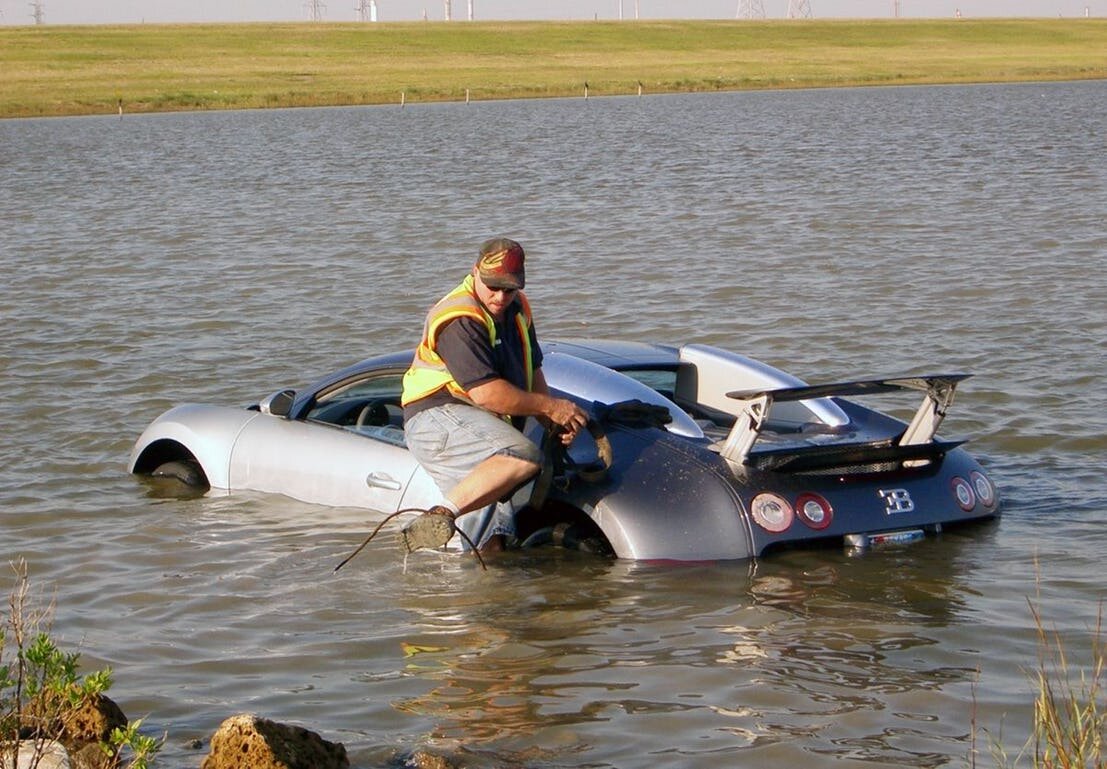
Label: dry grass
xmin=2 ymin=18 xmax=1105 ymax=117
xmin=975 ymin=598 xmax=1106 ymax=769
xmin=1021 ymin=602 xmax=1105 ymax=768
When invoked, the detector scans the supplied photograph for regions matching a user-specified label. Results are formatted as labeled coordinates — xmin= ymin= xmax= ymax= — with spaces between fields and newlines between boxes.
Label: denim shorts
xmin=404 ymin=403 xmax=543 ymax=547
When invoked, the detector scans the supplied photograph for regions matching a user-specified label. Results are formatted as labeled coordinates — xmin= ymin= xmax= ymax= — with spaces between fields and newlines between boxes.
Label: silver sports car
xmin=129 ymin=340 xmax=1000 ymax=561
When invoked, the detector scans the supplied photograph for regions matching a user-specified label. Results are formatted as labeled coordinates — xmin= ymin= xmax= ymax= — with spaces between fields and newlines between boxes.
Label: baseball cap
xmin=476 ymin=237 xmax=526 ymax=290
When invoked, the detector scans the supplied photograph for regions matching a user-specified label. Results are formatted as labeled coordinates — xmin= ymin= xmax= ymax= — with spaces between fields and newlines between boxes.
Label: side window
xmin=306 ymin=371 xmax=405 ymax=431
xmin=619 ymin=368 xmax=679 ymax=401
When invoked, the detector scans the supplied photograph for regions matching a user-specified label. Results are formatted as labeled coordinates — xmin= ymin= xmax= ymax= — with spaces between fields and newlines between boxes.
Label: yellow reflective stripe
xmin=515 ymin=312 xmax=534 ymax=392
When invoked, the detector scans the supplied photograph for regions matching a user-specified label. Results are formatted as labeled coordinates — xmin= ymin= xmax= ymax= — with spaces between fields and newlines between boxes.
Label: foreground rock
xmin=62 ymin=694 xmax=128 ymax=745
xmin=5 ymin=693 xmax=127 ymax=769
xmin=200 ymin=714 xmax=348 ymax=769
xmin=406 ymin=752 xmax=458 ymax=769
xmin=2 ymin=740 xmax=70 ymax=769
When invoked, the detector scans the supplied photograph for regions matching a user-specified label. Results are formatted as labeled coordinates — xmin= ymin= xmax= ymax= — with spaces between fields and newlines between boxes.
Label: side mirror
xmin=259 ymin=389 xmax=296 ymax=417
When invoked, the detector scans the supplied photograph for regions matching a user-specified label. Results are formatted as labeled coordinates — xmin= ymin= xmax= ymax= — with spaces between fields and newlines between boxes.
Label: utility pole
xmin=29 ymin=0 xmax=45 ymax=24
xmin=305 ymin=0 xmax=326 ymax=21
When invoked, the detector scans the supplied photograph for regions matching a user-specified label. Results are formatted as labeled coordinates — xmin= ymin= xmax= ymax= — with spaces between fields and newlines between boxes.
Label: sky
xmin=1 ymin=0 xmax=1100 ymax=24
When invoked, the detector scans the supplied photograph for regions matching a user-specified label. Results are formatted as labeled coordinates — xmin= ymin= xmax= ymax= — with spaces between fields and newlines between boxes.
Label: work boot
xmin=399 ymin=506 xmax=457 ymax=553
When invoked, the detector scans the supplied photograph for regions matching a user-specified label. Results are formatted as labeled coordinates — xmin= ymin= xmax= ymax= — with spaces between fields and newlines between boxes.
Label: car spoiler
xmin=720 ymin=374 xmax=971 ymax=469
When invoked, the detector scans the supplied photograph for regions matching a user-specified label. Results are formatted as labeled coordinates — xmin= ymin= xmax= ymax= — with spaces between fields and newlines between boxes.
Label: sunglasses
xmin=485 ymin=285 xmax=518 ymax=295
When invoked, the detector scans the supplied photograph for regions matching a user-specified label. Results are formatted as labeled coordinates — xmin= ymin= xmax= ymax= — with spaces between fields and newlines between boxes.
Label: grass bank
xmin=2 ymin=18 xmax=1105 ymax=118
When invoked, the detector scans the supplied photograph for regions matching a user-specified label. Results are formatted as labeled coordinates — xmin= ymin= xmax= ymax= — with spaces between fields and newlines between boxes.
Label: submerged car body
xmin=129 ymin=340 xmax=1000 ymax=561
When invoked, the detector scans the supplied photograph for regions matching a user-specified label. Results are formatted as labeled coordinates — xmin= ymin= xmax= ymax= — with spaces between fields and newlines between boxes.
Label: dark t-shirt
xmin=403 ymin=298 xmax=543 ymax=424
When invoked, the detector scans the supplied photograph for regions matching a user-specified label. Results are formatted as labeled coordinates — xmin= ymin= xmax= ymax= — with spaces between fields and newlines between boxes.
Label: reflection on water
xmin=1 ymin=80 xmax=1105 ymax=768
xmin=385 ymin=532 xmax=997 ymax=766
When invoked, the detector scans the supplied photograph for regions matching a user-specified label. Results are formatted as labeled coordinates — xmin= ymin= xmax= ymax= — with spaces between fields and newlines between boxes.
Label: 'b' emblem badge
xmin=880 ymin=488 xmax=914 ymax=514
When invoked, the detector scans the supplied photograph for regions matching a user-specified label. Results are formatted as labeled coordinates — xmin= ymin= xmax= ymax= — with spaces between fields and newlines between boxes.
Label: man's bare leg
xmin=446 ymin=454 xmax=540 ymax=552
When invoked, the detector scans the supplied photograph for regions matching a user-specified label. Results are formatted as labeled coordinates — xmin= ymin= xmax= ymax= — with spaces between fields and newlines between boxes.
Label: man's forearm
xmin=466 ymin=377 xmax=558 ymax=418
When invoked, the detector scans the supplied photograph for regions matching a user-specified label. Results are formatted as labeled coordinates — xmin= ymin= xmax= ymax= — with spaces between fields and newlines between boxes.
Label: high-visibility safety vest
xmin=401 ymin=274 xmax=536 ymax=409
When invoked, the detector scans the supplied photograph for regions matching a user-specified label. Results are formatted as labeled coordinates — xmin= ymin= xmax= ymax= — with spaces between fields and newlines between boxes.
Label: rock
xmin=200 ymin=714 xmax=348 ymax=769
xmin=67 ymin=741 xmax=114 ymax=769
xmin=21 ymin=692 xmax=126 ymax=745
xmin=407 ymin=751 xmax=457 ymax=769
xmin=61 ymin=694 xmax=128 ymax=744
xmin=11 ymin=693 xmax=126 ymax=769
xmin=60 ymin=693 xmax=127 ymax=769
xmin=1 ymin=739 xmax=70 ymax=769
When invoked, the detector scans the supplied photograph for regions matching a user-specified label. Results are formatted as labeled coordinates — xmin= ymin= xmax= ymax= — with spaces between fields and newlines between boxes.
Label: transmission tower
xmin=356 ymin=0 xmax=377 ymax=20
xmin=29 ymin=0 xmax=45 ymax=24
xmin=736 ymin=0 xmax=766 ymax=18
xmin=786 ymin=0 xmax=811 ymax=17
xmin=305 ymin=0 xmax=326 ymax=20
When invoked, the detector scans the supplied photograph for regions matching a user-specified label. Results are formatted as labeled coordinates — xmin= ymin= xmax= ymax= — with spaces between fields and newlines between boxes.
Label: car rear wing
xmin=719 ymin=374 xmax=971 ymax=468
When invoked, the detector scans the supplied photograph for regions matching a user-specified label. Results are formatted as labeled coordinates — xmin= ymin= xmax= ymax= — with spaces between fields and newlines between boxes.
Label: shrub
xmin=1 ymin=559 xmax=160 ymax=769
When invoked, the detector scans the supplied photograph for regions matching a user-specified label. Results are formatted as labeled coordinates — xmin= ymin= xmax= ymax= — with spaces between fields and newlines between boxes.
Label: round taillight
xmin=751 ymin=493 xmax=794 ymax=533
xmin=951 ymin=476 xmax=976 ymax=511
xmin=971 ymin=471 xmax=996 ymax=508
xmin=796 ymin=492 xmax=833 ymax=530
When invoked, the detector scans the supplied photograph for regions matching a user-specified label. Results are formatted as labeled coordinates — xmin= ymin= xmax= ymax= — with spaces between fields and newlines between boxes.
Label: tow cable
xmin=529 ymin=418 xmax=612 ymax=509
xmin=333 ymin=506 xmax=488 ymax=572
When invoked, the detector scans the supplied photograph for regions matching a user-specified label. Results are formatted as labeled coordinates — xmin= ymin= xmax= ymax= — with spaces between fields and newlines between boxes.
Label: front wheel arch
xmin=132 ymin=439 xmax=211 ymax=491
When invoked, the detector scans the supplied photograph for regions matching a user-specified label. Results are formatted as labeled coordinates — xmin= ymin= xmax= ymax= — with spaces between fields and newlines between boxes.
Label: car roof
xmin=543 ymin=339 xmax=680 ymax=369
xmin=289 ymin=340 xmax=681 ymax=417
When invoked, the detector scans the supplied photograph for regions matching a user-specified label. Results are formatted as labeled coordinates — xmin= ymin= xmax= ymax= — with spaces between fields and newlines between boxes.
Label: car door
xmin=227 ymin=369 xmax=422 ymax=513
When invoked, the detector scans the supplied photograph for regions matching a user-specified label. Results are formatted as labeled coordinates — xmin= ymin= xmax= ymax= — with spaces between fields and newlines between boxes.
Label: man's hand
xmin=545 ymin=397 xmax=588 ymax=445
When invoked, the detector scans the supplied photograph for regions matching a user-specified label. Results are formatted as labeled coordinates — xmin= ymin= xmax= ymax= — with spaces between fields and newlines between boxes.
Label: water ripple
xmin=1 ymin=81 xmax=1105 ymax=768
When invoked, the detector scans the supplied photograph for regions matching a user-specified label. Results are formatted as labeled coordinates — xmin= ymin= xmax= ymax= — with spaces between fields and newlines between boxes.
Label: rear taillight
xmin=796 ymin=492 xmax=833 ymax=530
xmin=751 ymin=493 xmax=794 ymax=533
xmin=971 ymin=471 xmax=996 ymax=508
xmin=951 ymin=476 xmax=976 ymax=511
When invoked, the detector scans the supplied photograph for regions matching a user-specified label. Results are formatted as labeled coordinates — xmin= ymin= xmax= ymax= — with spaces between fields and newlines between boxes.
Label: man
xmin=401 ymin=237 xmax=589 ymax=553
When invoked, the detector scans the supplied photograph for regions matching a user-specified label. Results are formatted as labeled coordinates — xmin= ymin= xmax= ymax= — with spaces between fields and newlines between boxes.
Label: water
xmin=2 ymin=80 xmax=1105 ymax=768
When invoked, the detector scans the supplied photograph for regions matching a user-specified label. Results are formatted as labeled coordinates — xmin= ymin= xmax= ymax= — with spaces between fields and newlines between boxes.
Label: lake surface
xmin=2 ymin=80 xmax=1105 ymax=768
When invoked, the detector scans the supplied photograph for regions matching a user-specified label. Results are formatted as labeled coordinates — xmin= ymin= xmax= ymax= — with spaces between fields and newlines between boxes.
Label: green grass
xmin=1 ymin=19 xmax=1105 ymax=117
